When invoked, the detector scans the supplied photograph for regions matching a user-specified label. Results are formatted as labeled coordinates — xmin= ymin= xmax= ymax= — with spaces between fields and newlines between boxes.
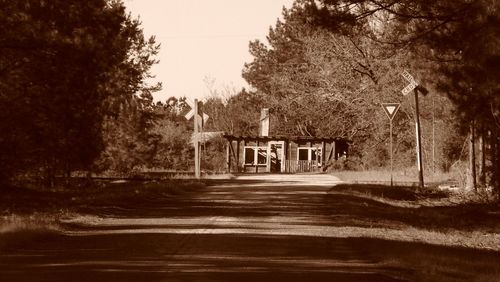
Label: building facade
xmin=224 ymin=134 xmax=349 ymax=173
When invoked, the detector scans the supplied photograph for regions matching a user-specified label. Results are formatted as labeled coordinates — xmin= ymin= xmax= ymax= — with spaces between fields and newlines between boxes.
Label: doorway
xmin=268 ymin=141 xmax=284 ymax=173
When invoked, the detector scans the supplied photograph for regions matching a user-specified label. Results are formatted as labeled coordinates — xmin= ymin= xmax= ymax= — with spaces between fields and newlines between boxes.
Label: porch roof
xmin=223 ymin=134 xmax=349 ymax=143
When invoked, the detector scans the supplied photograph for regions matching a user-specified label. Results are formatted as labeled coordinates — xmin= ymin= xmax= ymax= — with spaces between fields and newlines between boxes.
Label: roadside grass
xmin=0 ymin=179 xmax=205 ymax=215
xmin=322 ymin=183 xmax=500 ymax=252
xmin=333 ymin=169 xmax=456 ymax=186
xmin=326 ymin=183 xmax=500 ymax=232
xmin=0 ymin=179 xmax=206 ymax=233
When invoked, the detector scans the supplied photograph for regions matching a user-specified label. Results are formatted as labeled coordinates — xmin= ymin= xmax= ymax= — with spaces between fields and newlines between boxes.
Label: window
xmin=297 ymin=147 xmax=322 ymax=165
xmin=244 ymin=146 xmax=267 ymax=166
xmin=244 ymin=148 xmax=255 ymax=165
xmin=257 ymin=148 xmax=267 ymax=165
xmin=298 ymin=148 xmax=309 ymax=161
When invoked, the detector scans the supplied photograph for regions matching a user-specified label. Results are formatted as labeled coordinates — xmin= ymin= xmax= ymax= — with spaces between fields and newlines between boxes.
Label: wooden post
xmin=307 ymin=141 xmax=312 ymax=169
xmin=194 ymin=99 xmax=201 ymax=179
xmin=331 ymin=141 xmax=336 ymax=161
xmin=284 ymin=140 xmax=288 ymax=172
xmin=266 ymin=141 xmax=271 ymax=173
xmin=256 ymin=140 xmax=259 ymax=173
xmin=236 ymin=139 xmax=240 ymax=173
xmin=243 ymin=139 xmax=247 ymax=173
xmin=226 ymin=140 xmax=232 ymax=173
xmin=321 ymin=141 xmax=326 ymax=170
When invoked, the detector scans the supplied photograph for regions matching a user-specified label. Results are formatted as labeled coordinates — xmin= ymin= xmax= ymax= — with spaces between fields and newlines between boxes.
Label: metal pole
xmin=390 ymin=119 xmax=393 ymax=187
xmin=194 ymin=99 xmax=201 ymax=179
xmin=414 ymin=89 xmax=424 ymax=189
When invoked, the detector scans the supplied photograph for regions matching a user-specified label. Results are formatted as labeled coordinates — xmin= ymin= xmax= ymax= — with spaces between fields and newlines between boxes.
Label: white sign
xmin=184 ymin=109 xmax=195 ymax=120
xmin=382 ymin=103 xmax=400 ymax=120
xmin=191 ymin=131 xmax=224 ymax=143
xmin=401 ymin=80 xmax=418 ymax=96
xmin=184 ymin=99 xmax=209 ymax=125
xmin=401 ymin=70 xmax=415 ymax=83
xmin=184 ymin=99 xmax=196 ymax=120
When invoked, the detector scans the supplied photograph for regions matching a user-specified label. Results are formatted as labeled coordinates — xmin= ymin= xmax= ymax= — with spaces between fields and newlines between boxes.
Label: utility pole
xmin=184 ymin=99 xmax=209 ymax=179
xmin=414 ymin=89 xmax=424 ymax=189
xmin=194 ymin=99 xmax=201 ymax=179
xmin=401 ymin=70 xmax=427 ymax=190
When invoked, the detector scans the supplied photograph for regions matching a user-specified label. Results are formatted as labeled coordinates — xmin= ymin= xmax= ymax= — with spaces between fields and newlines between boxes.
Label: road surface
xmin=1 ymin=174 xmax=499 ymax=281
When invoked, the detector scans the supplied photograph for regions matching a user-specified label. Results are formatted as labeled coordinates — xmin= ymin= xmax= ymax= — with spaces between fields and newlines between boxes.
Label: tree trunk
xmin=478 ymin=124 xmax=486 ymax=189
xmin=493 ymin=127 xmax=500 ymax=199
xmin=45 ymin=162 xmax=55 ymax=189
xmin=468 ymin=121 xmax=477 ymax=192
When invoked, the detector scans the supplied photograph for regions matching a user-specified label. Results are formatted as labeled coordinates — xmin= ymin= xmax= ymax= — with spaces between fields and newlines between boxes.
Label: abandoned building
xmin=223 ymin=109 xmax=349 ymax=173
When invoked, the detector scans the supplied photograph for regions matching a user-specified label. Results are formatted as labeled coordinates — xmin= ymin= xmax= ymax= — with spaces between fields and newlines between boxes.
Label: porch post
xmin=226 ymin=139 xmax=232 ymax=173
xmin=236 ymin=139 xmax=240 ymax=173
xmin=321 ymin=141 xmax=326 ymax=169
xmin=332 ymin=141 xmax=337 ymax=160
xmin=266 ymin=141 xmax=271 ymax=173
xmin=256 ymin=140 xmax=259 ymax=173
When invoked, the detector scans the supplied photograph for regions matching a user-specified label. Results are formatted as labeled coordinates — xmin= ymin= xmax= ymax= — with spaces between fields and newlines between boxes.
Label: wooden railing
xmin=284 ymin=160 xmax=320 ymax=173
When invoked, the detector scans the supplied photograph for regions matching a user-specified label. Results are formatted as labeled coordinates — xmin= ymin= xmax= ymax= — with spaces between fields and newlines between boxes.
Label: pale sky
xmin=124 ymin=0 xmax=295 ymax=102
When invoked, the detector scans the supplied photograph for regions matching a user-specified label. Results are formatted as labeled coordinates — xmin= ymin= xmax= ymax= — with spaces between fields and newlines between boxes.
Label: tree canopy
xmin=0 ymin=0 xmax=160 ymax=185
xmin=303 ymin=0 xmax=499 ymax=193
xmin=241 ymin=0 xmax=498 ymax=191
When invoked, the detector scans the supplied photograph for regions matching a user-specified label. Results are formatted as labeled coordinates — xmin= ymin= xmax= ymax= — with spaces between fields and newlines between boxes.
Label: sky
xmin=124 ymin=0 xmax=295 ymax=102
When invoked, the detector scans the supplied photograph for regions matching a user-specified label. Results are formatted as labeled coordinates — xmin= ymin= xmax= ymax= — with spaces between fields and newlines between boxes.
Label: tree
xmin=97 ymin=11 xmax=162 ymax=175
xmin=242 ymin=2 xmax=419 ymax=168
xmin=0 ymin=0 xmax=160 ymax=185
xmin=303 ymin=0 xmax=500 ymax=194
xmin=147 ymin=98 xmax=193 ymax=171
xmin=203 ymin=88 xmax=263 ymax=136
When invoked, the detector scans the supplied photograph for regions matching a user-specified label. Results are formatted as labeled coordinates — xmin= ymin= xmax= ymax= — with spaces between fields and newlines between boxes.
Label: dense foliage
xmin=239 ymin=0 xmax=498 ymax=193
xmin=305 ymin=0 xmax=499 ymax=193
xmin=239 ymin=1 xmax=463 ymax=172
xmin=0 ymin=0 xmax=160 ymax=185
xmin=1 ymin=0 xmax=496 ymax=197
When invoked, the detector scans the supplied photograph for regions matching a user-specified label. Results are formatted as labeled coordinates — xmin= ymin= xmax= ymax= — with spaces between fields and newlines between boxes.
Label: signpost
xmin=382 ymin=103 xmax=400 ymax=187
xmin=184 ymin=99 xmax=209 ymax=179
xmin=400 ymin=70 xmax=425 ymax=189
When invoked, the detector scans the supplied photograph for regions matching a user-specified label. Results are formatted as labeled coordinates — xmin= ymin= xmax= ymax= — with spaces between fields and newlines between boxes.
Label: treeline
xmin=0 ymin=0 xmax=269 ymax=187
xmin=0 ymin=0 xmax=165 ymax=186
xmin=234 ymin=0 xmax=499 ymax=194
xmin=1 ymin=0 xmax=498 ymax=197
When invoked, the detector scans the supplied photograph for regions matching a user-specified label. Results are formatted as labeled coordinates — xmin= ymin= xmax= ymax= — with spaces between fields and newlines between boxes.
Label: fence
xmin=284 ymin=160 xmax=320 ymax=173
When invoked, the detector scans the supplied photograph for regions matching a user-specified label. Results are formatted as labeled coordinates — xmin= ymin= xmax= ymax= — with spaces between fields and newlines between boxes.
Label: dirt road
xmin=1 ymin=175 xmax=499 ymax=281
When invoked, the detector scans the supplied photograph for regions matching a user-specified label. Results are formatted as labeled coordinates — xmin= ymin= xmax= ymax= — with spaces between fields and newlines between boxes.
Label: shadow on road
xmin=1 ymin=231 xmax=499 ymax=282
xmin=1 ymin=178 xmax=500 ymax=281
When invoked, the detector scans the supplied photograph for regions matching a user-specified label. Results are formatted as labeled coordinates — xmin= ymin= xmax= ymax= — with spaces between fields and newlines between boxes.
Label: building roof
xmin=223 ymin=134 xmax=349 ymax=143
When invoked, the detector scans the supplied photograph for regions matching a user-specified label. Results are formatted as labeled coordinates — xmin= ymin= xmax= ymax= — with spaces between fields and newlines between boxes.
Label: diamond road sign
xmin=382 ymin=103 xmax=400 ymax=120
